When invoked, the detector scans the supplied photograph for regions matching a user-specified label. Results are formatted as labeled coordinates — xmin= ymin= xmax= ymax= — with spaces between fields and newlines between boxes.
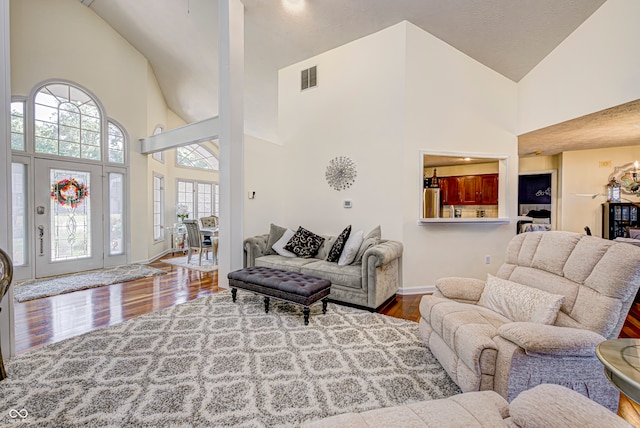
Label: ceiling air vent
xmin=301 ymin=66 xmax=317 ymax=91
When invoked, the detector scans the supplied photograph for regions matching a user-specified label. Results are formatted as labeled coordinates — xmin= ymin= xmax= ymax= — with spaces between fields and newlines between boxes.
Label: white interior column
xmin=0 ymin=0 xmax=15 ymax=359
xmin=218 ymin=0 xmax=244 ymax=287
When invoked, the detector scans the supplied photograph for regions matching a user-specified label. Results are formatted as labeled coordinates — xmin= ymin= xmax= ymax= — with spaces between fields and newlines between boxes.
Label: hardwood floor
xmin=14 ymin=257 xmax=219 ymax=353
xmin=11 ymin=265 xmax=640 ymax=426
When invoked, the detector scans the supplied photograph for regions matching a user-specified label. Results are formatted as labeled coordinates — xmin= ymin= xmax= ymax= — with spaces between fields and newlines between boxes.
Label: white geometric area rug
xmin=1 ymin=291 xmax=460 ymax=427
xmin=162 ymin=255 xmax=218 ymax=272
xmin=13 ymin=264 xmax=167 ymax=303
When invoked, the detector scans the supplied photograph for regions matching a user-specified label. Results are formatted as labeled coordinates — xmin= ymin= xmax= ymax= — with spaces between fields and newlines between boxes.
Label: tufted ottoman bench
xmin=227 ymin=266 xmax=332 ymax=325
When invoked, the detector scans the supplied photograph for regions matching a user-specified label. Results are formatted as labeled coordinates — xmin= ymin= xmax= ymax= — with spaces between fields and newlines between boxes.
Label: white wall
xmin=244 ymin=135 xmax=285 ymax=238
xmin=278 ymin=22 xmax=518 ymax=289
xmin=561 ymin=146 xmax=640 ymax=237
xmin=519 ymin=0 xmax=640 ymax=133
xmin=402 ymin=22 xmax=518 ymax=288
xmin=278 ymin=23 xmax=407 ymax=239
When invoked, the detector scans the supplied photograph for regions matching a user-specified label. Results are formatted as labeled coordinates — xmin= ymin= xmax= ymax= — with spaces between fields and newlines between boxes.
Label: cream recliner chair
xmin=419 ymin=231 xmax=640 ymax=411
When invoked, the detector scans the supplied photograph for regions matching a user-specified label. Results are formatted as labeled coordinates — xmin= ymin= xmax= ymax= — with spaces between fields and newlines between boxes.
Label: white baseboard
xmin=397 ymin=285 xmax=436 ymax=295
xmin=133 ymin=248 xmax=173 ymax=265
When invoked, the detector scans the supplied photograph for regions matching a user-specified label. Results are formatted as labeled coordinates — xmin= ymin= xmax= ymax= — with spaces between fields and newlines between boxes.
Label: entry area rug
xmin=1 ymin=291 xmax=460 ymax=427
xmin=13 ymin=264 xmax=167 ymax=303
xmin=162 ymin=255 xmax=218 ymax=272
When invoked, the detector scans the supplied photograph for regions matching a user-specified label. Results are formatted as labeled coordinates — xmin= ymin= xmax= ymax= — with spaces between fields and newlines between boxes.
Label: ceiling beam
xmin=139 ymin=116 xmax=219 ymax=154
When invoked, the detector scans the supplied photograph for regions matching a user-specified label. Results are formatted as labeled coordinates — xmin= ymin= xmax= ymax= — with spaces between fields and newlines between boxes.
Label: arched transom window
xmin=177 ymin=143 xmax=219 ymax=170
xmin=32 ymin=83 xmax=125 ymax=164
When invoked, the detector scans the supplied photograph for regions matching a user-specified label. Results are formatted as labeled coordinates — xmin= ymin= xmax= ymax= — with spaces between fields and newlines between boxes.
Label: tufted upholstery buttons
xmin=228 ymin=267 xmax=332 ymax=324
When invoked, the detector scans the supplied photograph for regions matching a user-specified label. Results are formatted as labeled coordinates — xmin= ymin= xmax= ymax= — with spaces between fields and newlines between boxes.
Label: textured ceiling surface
xmin=87 ymin=0 xmax=608 ymax=149
xmin=518 ymin=99 xmax=640 ymax=157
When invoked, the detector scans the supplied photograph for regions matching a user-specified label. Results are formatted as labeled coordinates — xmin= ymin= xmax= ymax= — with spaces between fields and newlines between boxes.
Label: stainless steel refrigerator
xmin=423 ymin=188 xmax=441 ymax=218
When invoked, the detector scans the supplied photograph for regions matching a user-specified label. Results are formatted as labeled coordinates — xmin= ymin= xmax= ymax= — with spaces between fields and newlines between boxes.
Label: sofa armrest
xmin=243 ymin=234 xmax=269 ymax=267
xmin=364 ymin=240 xmax=403 ymax=267
xmin=498 ymin=322 xmax=606 ymax=357
xmin=435 ymin=277 xmax=485 ymax=303
xmin=510 ymin=384 xmax=631 ymax=428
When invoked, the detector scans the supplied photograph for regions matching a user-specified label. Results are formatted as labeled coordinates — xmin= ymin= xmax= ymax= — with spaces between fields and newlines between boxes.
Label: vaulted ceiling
xmin=85 ymin=0 xmax=618 ymax=152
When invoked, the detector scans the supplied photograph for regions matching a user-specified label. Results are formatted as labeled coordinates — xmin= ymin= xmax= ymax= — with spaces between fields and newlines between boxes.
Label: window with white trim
xmin=176 ymin=143 xmax=219 ymax=170
xmin=214 ymin=184 xmax=219 ymax=217
xmin=153 ymin=174 xmax=165 ymax=241
xmin=34 ymin=83 xmax=102 ymax=160
xmin=152 ymin=125 xmax=164 ymax=162
xmin=109 ymin=172 xmax=125 ymax=253
xmin=177 ymin=179 xmax=216 ymax=220
xmin=107 ymin=121 xmax=125 ymax=164
xmin=11 ymin=161 xmax=28 ymax=266
xmin=11 ymin=100 xmax=25 ymax=151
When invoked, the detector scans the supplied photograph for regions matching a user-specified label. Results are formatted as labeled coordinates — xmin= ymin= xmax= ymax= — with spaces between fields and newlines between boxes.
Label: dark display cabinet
xmin=602 ymin=202 xmax=639 ymax=239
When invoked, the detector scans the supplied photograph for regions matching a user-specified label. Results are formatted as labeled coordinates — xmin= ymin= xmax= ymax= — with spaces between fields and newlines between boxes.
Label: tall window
xmin=152 ymin=125 xmax=164 ymax=162
xmin=11 ymin=100 xmax=25 ymax=151
xmin=197 ymin=182 xmax=213 ymax=219
xmin=11 ymin=162 xmax=27 ymax=266
xmin=109 ymin=173 xmax=125 ymax=254
xmin=177 ymin=180 xmax=194 ymax=219
xmin=108 ymin=122 xmax=125 ymax=164
xmin=177 ymin=179 xmax=216 ymax=220
xmin=176 ymin=144 xmax=219 ymax=170
xmin=153 ymin=175 xmax=165 ymax=241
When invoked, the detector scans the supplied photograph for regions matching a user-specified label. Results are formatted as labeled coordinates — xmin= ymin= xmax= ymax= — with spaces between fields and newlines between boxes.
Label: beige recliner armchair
xmin=419 ymin=231 xmax=640 ymax=411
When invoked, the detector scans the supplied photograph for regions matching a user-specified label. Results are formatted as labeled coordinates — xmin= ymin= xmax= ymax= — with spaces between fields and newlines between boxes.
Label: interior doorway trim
xmin=518 ymin=169 xmax=558 ymax=231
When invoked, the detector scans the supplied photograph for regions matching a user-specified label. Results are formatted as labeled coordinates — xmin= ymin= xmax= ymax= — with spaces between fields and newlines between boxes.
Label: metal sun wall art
xmin=325 ymin=156 xmax=357 ymax=191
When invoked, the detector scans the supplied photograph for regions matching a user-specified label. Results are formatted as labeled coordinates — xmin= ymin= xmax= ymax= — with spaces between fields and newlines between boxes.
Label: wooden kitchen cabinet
xmin=480 ymin=174 xmax=498 ymax=204
xmin=440 ymin=174 xmax=498 ymax=205
xmin=440 ymin=177 xmax=459 ymax=205
xmin=458 ymin=176 xmax=480 ymax=204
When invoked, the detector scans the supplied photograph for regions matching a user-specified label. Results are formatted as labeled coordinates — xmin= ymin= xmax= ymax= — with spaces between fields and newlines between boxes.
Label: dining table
xmin=200 ymin=227 xmax=219 ymax=264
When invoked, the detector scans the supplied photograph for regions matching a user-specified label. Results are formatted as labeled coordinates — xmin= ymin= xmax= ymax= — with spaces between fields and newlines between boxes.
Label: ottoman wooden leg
xmin=231 ymin=288 xmax=237 ymax=302
xmin=322 ymin=298 xmax=328 ymax=314
xmin=303 ymin=307 xmax=310 ymax=325
xmin=264 ymin=297 xmax=270 ymax=313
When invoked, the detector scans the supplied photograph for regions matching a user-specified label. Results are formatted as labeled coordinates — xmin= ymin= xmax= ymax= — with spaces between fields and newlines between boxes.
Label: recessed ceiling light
xmin=283 ymin=0 xmax=305 ymax=14
xmin=463 ymin=157 xmax=472 ymax=161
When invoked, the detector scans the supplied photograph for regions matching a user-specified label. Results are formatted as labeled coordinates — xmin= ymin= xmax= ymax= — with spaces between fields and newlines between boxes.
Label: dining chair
xmin=183 ymin=220 xmax=212 ymax=266
xmin=200 ymin=215 xmax=219 ymax=263
xmin=200 ymin=215 xmax=219 ymax=229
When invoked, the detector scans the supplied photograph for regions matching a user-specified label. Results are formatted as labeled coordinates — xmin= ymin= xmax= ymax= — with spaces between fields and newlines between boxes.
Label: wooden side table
xmin=596 ymin=338 xmax=640 ymax=405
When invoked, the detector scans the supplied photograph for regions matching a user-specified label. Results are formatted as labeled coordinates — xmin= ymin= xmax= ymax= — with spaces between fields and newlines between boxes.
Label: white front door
xmin=34 ymin=159 xmax=104 ymax=278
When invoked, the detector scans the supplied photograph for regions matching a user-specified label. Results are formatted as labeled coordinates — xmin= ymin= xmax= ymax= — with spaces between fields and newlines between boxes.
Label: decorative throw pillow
xmin=352 ymin=225 xmax=381 ymax=265
xmin=271 ymin=229 xmax=297 ymax=258
xmin=338 ymin=230 xmax=364 ymax=266
xmin=327 ymin=225 xmax=352 ymax=262
xmin=478 ymin=274 xmax=565 ymax=325
xmin=284 ymin=227 xmax=325 ymax=258
xmin=266 ymin=223 xmax=288 ymax=255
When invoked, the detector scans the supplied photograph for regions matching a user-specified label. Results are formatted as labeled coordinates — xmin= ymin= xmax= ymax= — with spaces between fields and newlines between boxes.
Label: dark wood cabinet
xmin=602 ymin=202 xmax=639 ymax=239
xmin=440 ymin=174 xmax=498 ymax=205
xmin=458 ymin=176 xmax=480 ymax=204
xmin=440 ymin=177 xmax=459 ymax=205
xmin=480 ymin=174 xmax=498 ymax=204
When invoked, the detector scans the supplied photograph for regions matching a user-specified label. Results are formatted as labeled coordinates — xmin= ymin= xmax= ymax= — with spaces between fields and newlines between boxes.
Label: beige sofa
xmin=303 ymin=384 xmax=631 ymax=427
xmin=419 ymin=231 xmax=640 ymax=411
xmin=243 ymin=232 xmax=403 ymax=310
